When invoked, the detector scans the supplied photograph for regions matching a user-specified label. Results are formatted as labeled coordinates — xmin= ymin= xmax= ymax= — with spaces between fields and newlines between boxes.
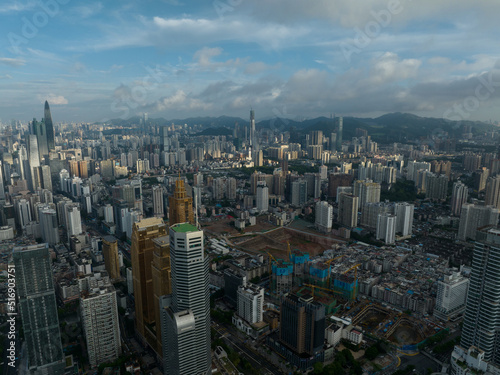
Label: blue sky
xmin=0 ymin=0 xmax=499 ymax=123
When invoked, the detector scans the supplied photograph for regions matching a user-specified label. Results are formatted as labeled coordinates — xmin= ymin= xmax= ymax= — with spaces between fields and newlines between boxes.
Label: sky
xmin=0 ymin=0 xmax=500 ymax=124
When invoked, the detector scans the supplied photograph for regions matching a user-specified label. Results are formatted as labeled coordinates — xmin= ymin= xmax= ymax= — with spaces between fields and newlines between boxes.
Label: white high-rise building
xmin=315 ymin=201 xmax=333 ymax=233
xmin=104 ymin=204 xmax=114 ymax=223
xmin=162 ymin=223 xmax=211 ymax=375
xmin=256 ymin=182 xmax=269 ymax=212
xmin=458 ymin=204 xmax=499 ymax=241
xmin=395 ymin=202 xmax=414 ymax=237
xmin=153 ymin=185 xmax=164 ymax=217
xmin=66 ymin=204 xmax=82 ymax=238
xmin=237 ymin=283 xmax=264 ymax=324
xmin=433 ymin=270 xmax=469 ymax=321
xmin=451 ymin=181 xmax=469 ymax=216
xmin=80 ymin=283 xmax=121 ymax=367
xmin=376 ymin=213 xmax=396 ymax=244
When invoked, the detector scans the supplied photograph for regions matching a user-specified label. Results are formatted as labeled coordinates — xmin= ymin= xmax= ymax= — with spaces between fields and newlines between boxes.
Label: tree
xmin=313 ymin=362 xmax=324 ymax=374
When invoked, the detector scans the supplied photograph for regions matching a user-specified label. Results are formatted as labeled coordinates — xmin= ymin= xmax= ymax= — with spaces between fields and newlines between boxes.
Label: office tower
xmin=338 ymin=193 xmax=358 ymax=228
xmin=280 ymin=293 xmax=325 ymax=357
xmin=0 ymin=161 xmax=4 ymax=200
xmin=40 ymin=165 xmax=52 ymax=191
xmin=39 ymin=207 xmax=59 ymax=246
xmin=395 ymin=202 xmax=414 ymax=237
xmin=433 ymin=270 xmax=469 ymax=321
xmin=336 ymin=116 xmax=343 ymax=151
xmin=102 ymin=236 xmax=120 ymax=280
xmin=16 ymin=198 xmax=32 ymax=229
xmin=485 ymin=176 xmax=500 ymax=209
xmin=250 ymin=108 xmax=256 ymax=149
xmin=44 ymin=101 xmax=55 ymax=152
xmin=458 ymin=204 xmax=499 ymax=241
xmin=30 ymin=118 xmax=49 ymax=159
xmin=66 ymin=204 xmax=82 ymax=238
xmin=256 ymin=182 xmax=269 ymax=212
xmin=160 ymin=126 xmax=168 ymax=152
xmin=152 ymin=236 xmax=172 ymax=354
xmin=162 ymin=223 xmax=211 ymax=375
xmin=376 ymin=213 xmax=396 ymax=244
xmin=237 ymin=283 xmax=264 ymax=324
xmin=13 ymin=243 xmax=65 ymax=374
xmin=80 ymin=282 xmax=121 ymax=367
xmin=131 ymin=218 xmax=167 ymax=347
xmin=330 ymin=132 xmax=337 ymax=152
xmin=315 ymin=201 xmax=333 ymax=233
xmin=353 ymin=180 xmax=381 ymax=210
xmin=226 ymin=177 xmax=237 ymax=200
xmin=69 ymin=159 xmax=79 ymax=177
xmin=458 ymin=226 xmax=500 ymax=366
xmin=28 ymin=134 xmax=42 ymax=190
xmin=168 ymin=177 xmax=194 ymax=226
xmin=100 ymin=160 xmax=113 ymax=179
xmin=153 ymin=185 xmax=164 ymax=218
xmin=451 ymin=181 xmax=469 ymax=216
xmin=328 ymin=173 xmax=353 ymax=199
xmin=291 ymin=179 xmax=308 ymax=206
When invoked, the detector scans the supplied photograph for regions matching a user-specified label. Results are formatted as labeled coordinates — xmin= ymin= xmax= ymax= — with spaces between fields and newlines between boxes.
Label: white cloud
xmin=39 ymin=94 xmax=69 ymax=105
xmin=0 ymin=74 xmax=13 ymax=79
xmin=0 ymin=57 xmax=26 ymax=67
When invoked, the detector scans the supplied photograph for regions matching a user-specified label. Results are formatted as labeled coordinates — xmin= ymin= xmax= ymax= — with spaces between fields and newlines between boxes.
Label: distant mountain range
xmin=103 ymin=112 xmax=497 ymax=143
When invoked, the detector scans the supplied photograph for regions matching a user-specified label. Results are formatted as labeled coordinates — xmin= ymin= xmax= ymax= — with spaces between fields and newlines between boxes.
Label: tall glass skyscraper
xmin=162 ymin=223 xmax=211 ymax=375
xmin=44 ymin=100 xmax=55 ymax=152
xmin=460 ymin=226 xmax=500 ymax=365
xmin=13 ymin=243 xmax=65 ymax=374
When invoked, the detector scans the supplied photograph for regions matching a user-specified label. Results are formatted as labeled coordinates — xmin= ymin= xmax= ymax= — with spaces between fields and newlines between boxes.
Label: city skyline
xmin=0 ymin=1 xmax=499 ymax=122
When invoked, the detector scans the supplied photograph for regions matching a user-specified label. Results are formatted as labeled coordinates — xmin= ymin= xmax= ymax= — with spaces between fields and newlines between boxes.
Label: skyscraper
xmin=131 ymin=217 xmax=167 ymax=349
xmin=168 ymin=177 xmax=194 ymax=225
xmin=433 ymin=270 xmax=469 ymax=321
xmin=102 ymin=236 xmax=120 ymax=280
xmin=162 ymin=223 xmax=211 ymax=375
xmin=153 ymin=185 xmax=164 ymax=218
xmin=336 ymin=116 xmax=343 ymax=151
xmin=39 ymin=206 xmax=59 ymax=246
xmin=459 ymin=226 xmax=500 ymax=366
xmin=338 ymin=193 xmax=358 ymax=228
xmin=66 ymin=204 xmax=82 ymax=239
xmin=250 ymin=108 xmax=256 ymax=149
xmin=80 ymin=282 xmax=121 ymax=367
xmin=13 ymin=243 xmax=65 ymax=374
xmin=0 ymin=160 xmax=5 ymax=200
xmin=376 ymin=213 xmax=396 ymax=244
xmin=151 ymin=235 xmax=171 ymax=354
xmin=451 ymin=181 xmax=469 ymax=216
xmin=279 ymin=293 xmax=325 ymax=367
xmin=44 ymin=100 xmax=55 ymax=152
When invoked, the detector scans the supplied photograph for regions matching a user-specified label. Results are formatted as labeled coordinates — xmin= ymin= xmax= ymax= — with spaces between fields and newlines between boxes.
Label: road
xmin=212 ymin=322 xmax=283 ymax=375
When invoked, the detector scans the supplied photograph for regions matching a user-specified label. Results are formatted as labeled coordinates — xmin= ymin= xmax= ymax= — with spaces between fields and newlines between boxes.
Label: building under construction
xmin=306 ymin=261 xmax=331 ymax=288
xmin=332 ymin=274 xmax=358 ymax=300
xmin=271 ymin=260 xmax=293 ymax=295
xmin=290 ymin=249 xmax=309 ymax=286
